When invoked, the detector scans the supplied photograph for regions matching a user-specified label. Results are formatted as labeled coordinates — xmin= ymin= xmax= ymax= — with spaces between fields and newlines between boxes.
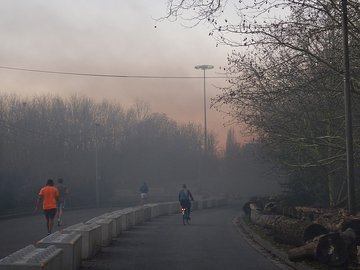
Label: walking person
xmin=36 ymin=179 xmax=59 ymax=235
xmin=139 ymin=182 xmax=149 ymax=205
xmin=56 ymin=178 xmax=68 ymax=226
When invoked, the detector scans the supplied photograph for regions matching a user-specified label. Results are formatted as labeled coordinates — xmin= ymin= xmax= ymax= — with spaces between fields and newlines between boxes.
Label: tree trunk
xmin=250 ymin=205 xmax=328 ymax=246
xmin=288 ymin=228 xmax=357 ymax=267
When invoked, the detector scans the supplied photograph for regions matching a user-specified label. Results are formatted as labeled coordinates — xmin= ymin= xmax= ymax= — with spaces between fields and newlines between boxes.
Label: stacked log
xmin=288 ymin=228 xmax=357 ymax=267
xmin=249 ymin=204 xmax=328 ymax=246
xmin=244 ymin=198 xmax=360 ymax=267
xmin=255 ymin=199 xmax=360 ymax=238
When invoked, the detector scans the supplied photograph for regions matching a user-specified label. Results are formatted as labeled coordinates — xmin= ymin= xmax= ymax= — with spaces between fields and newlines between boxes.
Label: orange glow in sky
xmin=0 ymin=1 xmax=249 ymax=149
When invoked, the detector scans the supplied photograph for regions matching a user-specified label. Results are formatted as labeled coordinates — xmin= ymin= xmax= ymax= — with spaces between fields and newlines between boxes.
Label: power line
xmin=0 ymin=65 xmax=229 ymax=79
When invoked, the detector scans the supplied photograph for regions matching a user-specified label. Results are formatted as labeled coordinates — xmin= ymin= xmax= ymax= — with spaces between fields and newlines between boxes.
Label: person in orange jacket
xmin=36 ymin=179 xmax=59 ymax=234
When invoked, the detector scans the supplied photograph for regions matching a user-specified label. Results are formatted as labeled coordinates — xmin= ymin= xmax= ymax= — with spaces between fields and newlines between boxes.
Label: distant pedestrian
xmin=56 ymin=178 xmax=68 ymax=226
xmin=139 ymin=182 xmax=149 ymax=204
xmin=36 ymin=179 xmax=59 ymax=234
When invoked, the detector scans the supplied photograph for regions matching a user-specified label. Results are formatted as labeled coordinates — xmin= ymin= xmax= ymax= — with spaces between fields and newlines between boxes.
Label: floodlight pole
xmin=195 ymin=64 xmax=214 ymax=154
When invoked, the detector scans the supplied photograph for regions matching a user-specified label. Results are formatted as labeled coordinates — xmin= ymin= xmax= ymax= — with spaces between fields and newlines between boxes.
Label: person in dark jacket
xmin=56 ymin=178 xmax=68 ymax=226
xmin=178 ymin=184 xmax=194 ymax=219
xmin=140 ymin=182 xmax=149 ymax=204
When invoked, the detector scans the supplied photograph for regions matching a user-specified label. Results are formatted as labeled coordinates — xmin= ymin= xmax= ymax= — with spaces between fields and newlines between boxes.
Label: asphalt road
xmin=0 ymin=206 xmax=123 ymax=258
xmin=82 ymin=205 xmax=289 ymax=270
xmin=0 ymin=204 xmax=291 ymax=269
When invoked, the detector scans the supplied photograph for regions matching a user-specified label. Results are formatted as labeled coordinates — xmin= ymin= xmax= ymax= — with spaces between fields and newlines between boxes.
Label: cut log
xmin=315 ymin=232 xmax=348 ymax=266
xmin=288 ymin=228 xmax=357 ymax=267
xmin=341 ymin=218 xmax=360 ymax=244
xmin=288 ymin=241 xmax=317 ymax=262
xmin=250 ymin=208 xmax=328 ymax=246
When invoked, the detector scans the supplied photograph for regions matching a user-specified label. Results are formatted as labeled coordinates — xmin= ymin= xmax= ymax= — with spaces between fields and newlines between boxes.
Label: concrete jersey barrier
xmin=85 ymin=217 xmax=114 ymax=247
xmin=62 ymin=223 xmax=101 ymax=259
xmin=0 ymin=245 xmax=63 ymax=270
xmin=1 ymin=197 xmax=227 ymax=270
xmin=37 ymin=231 xmax=82 ymax=270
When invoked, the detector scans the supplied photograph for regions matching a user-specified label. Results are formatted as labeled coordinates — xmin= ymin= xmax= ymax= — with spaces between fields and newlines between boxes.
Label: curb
xmin=235 ymin=214 xmax=315 ymax=270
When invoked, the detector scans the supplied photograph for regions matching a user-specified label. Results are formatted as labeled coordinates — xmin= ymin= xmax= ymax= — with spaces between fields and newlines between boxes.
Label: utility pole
xmin=95 ymin=123 xmax=100 ymax=207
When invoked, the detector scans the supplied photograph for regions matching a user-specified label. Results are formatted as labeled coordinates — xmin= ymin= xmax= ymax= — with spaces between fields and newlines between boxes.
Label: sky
xmin=0 ymin=1 xmax=246 ymax=149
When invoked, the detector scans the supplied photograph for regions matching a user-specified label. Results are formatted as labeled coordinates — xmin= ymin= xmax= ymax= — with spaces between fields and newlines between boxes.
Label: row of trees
xmin=0 ymin=94 xmax=277 ymax=213
xmin=163 ymin=0 xmax=360 ymax=206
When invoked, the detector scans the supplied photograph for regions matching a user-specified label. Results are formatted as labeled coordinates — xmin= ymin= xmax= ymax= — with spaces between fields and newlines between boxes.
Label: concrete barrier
xmin=202 ymin=199 xmax=211 ymax=209
xmin=0 ymin=197 xmax=229 ymax=270
xmin=144 ymin=203 xmax=160 ymax=218
xmin=142 ymin=205 xmax=152 ymax=221
xmin=62 ymin=223 xmax=101 ymax=259
xmin=0 ymin=245 xmax=63 ymax=270
xmin=112 ymin=209 xmax=135 ymax=230
xmin=158 ymin=202 xmax=171 ymax=216
xmin=37 ymin=231 xmax=82 ymax=270
xmin=133 ymin=207 xmax=144 ymax=225
xmin=98 ymin=212 xmax=122 ymax=237
xmin=197 ymin=200 xmax=203 ymax=210
xmin=123 ymin=209 xmax=136 ymax=229
xmin=209 ymin=199 xmax=215 ymax=208
xmin=217 ymin=198 xmax=228 ymax=206
xmin=85 ymin=217 xmax=114 ymax=247
xmin=169 ymin=202 xmax=180 ymax=214
xmin=192 ymin=201 xmax=198 ymax=211
xmin=119 ymin=213 xmax=127 ymax=231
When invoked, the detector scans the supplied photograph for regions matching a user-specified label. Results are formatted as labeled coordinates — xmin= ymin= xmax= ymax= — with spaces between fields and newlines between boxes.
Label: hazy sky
xmin=0 ymin=1 xmax=245 ymax=149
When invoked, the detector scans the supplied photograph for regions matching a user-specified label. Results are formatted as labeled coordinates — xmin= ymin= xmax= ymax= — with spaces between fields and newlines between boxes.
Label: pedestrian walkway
xmin=82 ymin=207 xmax=285 ymax=270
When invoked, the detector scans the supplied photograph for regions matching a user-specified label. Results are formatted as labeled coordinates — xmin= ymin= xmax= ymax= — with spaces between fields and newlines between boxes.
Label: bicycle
xmin=181 ymin=207 xmax=190 ymax=225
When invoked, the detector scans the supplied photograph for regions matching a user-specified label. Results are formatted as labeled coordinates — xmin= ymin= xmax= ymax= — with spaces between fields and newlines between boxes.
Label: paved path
xmin=82 ymin=205 xmax=288 ymax=270
xmin=0 ymin=206 xmax=123 ymax=258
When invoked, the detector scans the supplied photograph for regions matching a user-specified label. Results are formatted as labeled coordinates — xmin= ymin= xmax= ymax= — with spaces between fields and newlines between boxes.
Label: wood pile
xmin=244 ymin=197 xmax=360 ymax=267
xmin=250 ymin=203 xmax=328 ymax=246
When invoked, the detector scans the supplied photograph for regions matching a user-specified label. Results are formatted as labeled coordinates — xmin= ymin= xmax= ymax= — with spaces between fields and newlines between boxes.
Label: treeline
xmin=0 ymin=94 xmax=277 ymax=213
xmin=213 ymin=1 xmax=360 ymax=206
xmin=164 ymin=0 xmax=360 ymax=207
xmin=0 ymin=94 xmax=207 ymax=211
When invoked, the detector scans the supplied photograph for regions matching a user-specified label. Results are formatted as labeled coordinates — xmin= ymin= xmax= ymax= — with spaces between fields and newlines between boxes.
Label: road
xmin=0 ymin=204 xmax=290 ymax=269
xmin=0 ymin=206 xmax=122 ymax=258
xmin=82 ymin=205 xmax=289 ymax=270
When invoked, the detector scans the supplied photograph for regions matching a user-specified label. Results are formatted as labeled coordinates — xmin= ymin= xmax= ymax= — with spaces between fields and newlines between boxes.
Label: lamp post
xmin=195 ymin=64 xmax=214 ymax=154
xmin=95 ymin=123 xmax=100 ymax=207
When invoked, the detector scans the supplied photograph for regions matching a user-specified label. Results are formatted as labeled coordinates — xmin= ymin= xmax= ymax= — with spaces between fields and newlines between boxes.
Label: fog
xmin=0 ymin=0 xmax=242 ymax=148
xmin=0 ymin=94 xmax=280 ymax=213
xmin=0 ymin=1 xmax=281 ymax=214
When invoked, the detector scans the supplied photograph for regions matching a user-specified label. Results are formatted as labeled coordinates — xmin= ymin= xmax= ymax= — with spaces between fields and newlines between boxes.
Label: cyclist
xmin=178 ymin=184 xmax=194 ymax=220
xmin=36 ymin=179 xmax=59 ymax=235
xmin=139 ymin=182 xmax=149 ymax=204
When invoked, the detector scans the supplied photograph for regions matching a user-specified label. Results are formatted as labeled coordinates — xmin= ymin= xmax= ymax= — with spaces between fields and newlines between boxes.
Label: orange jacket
xmin=39 ymin=186 xmax=59 ymax=210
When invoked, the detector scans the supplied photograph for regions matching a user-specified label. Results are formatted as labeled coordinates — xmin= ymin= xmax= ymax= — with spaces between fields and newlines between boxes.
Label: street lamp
xmin=195 ymin=64 xmax=214 ymax=154
xmin=95 ymin=123 xmax=100 ymax=207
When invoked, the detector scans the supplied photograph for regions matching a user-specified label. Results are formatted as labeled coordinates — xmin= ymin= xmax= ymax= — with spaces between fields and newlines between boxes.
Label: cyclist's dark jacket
xmin=178 ymin=189 xmax=194 ymax=202
xmin=140 ymin=183 xmax=149 ymax=193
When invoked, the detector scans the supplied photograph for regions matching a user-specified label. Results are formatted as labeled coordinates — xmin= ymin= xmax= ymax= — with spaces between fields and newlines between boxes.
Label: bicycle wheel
xmin=182 ymin=208 xmax=187 ymax=225
xmin=186 ymin=209 xmax=190 ymax=225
